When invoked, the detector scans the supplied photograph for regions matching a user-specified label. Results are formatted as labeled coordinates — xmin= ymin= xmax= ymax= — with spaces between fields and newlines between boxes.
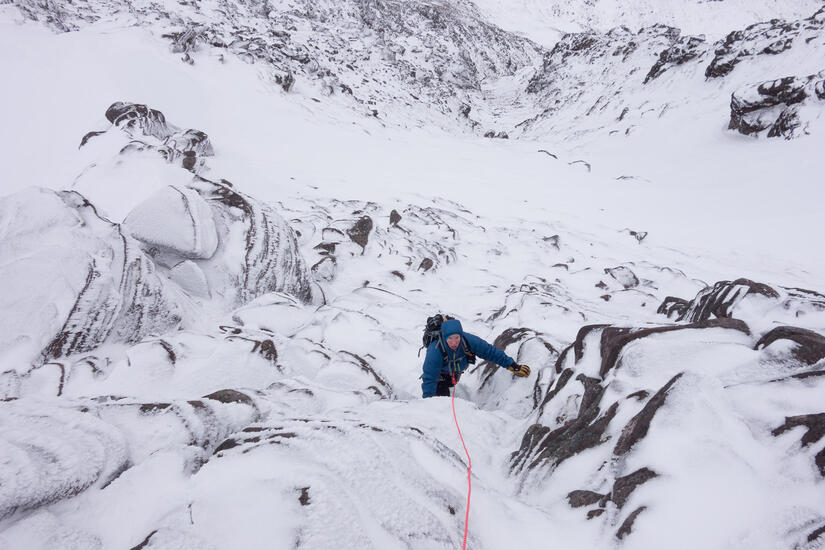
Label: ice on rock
xmin=124 ymin=185 xmax=218 ymax=260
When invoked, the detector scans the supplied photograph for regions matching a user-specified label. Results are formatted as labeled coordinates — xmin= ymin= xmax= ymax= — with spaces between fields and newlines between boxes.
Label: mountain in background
xmin=1 ymin=1 xmax=824 ymax=549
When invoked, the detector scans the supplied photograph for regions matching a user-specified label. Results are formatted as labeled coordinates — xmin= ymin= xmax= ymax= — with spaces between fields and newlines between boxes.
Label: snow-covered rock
xmin=729 ymin=71 xmax=825 ymax=139
xmin=123 ymin=184 xmax=219 ymax=260
xmin=0 ymin=188 xmax=182 ymax=370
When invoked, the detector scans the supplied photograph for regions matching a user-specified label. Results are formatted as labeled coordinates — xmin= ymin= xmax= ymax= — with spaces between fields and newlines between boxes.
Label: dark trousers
xmin=435 ymin=373 xmax=460 ymax=397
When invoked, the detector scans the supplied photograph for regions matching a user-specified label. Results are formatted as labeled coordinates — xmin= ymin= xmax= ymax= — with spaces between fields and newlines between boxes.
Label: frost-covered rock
xmin=0 ymin=188 xmax=182 ymax=368
xmin=193 ymin=178 xmax=317 ymax=305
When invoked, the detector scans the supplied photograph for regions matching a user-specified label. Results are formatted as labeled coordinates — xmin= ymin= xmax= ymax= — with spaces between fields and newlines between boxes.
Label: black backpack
xmin=420 ymin=314 xmax=476 ymax=364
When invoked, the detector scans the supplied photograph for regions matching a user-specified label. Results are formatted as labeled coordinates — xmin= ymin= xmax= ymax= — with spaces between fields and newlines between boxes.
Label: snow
xmin=123 ymin=185 xmax=218 ymax=259
xmin=1 ymin=2 xmax=825 ymax=549
xmin=469 ymin=0 xmax=825 ymax=44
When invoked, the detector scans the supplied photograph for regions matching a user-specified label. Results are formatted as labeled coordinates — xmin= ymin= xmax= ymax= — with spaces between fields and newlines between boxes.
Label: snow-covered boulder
xmin=0 ymin=188 xmax=182 ymax=370
xmin=123 ymin=184 xmax=219 ymax=260
xmin=77 ymin=102 xmax=318 ymax=307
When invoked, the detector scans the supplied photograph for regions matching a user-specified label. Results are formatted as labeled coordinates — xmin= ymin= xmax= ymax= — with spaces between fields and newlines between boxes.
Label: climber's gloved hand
xmin=507 ymin=363 xmax=531 ymax=377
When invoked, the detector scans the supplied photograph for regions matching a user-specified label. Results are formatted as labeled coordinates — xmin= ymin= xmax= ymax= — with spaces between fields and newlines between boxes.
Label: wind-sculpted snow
xmin=0 ymin=391 xmax=261 ymax=530
xmin=0 ymin=400 xmax=129 ymax=522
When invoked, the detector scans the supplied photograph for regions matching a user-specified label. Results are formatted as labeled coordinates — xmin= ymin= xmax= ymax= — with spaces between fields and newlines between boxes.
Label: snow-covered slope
xmin=470 ymin=0 xmax=825 ymax=44
xmin=1 ymin=1 xmax=824 ymax=549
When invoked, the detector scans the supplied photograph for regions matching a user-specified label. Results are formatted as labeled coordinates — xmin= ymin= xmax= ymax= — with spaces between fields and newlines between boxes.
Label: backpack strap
xmin=438 ymin=335 xmax=476 ymax=365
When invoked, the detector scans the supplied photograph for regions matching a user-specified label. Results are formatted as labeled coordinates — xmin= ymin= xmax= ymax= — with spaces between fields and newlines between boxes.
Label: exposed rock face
xmin=729 ymin=71 xmax=825 ymax=139
xmin=613 ymin=373 xmax=683 ymax=455
xmin=755 ymin=326 xmax=825 ymax=365
xmin=658 ymin=277 xmax=825 ymax=326
xmin=510 ymin=314 xmax=776 ymax=540
xmin=644 ymin=35 xmax=706 ymax=83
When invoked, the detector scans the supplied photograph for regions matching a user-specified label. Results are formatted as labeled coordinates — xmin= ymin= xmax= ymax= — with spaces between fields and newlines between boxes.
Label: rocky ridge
xmin=7 ymin=0 xmax=825 ymax=139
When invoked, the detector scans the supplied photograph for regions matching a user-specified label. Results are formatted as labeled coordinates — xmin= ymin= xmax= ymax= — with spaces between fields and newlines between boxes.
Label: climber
xmin=421 ymin=318 xmax=531 ymax=398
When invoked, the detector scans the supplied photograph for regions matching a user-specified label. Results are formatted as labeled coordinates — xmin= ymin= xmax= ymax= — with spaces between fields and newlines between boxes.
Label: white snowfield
xmin=1 ymin=1 xmax=824 ymax=549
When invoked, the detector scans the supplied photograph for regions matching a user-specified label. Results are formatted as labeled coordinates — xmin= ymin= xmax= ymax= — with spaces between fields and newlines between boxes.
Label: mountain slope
xmin=1 ymin=2 xmax=824 ymax=550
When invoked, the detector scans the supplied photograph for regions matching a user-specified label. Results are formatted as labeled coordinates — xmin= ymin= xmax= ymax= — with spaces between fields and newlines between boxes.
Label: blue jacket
xmin=421 ymin=319 xmax=515 ymax=398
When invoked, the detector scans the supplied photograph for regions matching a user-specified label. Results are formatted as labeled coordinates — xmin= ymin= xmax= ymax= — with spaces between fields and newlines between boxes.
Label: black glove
xmin=507 ymin=364 xmax=531 ymax=377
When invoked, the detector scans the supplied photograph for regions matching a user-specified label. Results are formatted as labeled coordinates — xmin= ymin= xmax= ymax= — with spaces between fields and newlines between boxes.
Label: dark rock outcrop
xmin=612 ymin=467 xmax=658 ymax=508
xmin=598 ymin=318 xmax=750 ymax=378
xmin=567 ymin=490 xmax=607 ymax=508
xmin=644 ymin=35 xmax=706 ymax=83
xmin=98 ymin=102 xmax=215 ymax=171
xmin=669 ymin=278 xmax=778 ymax=322
xmin=347 ymin=216 xmax=374 ymax=250
xmin=755 ymin=326 xmax=825 ymax=364
xmin=772 ymin=413 xmax=825 ymax=476
xmin=616 ymin=506 xmax=647 ymax=539
xmin=657 ymin=296 xmax=691 ymax=319
xmin=660 ymin=278 xmax=825 ymax=325
xmin=511 ymin=374 xmax=618 ymax=472
xmin=729 ymin=71 xmax=825 ymax=139
xmin=614 ymin=373 xmax=683 ymax=456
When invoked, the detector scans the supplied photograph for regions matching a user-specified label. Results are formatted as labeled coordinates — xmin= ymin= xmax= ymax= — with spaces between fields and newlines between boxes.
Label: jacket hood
xmin=440 ymin=319 xmax=463 ymax=339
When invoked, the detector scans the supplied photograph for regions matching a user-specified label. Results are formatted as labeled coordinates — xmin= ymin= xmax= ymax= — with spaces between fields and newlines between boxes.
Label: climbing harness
xmin=450 ymin=370 xmax=472 ymax=550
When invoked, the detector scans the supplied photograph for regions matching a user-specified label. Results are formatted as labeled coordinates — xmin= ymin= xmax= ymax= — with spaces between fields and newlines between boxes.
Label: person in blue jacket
xmin=421 ymin=319 xmax=531 ymax=398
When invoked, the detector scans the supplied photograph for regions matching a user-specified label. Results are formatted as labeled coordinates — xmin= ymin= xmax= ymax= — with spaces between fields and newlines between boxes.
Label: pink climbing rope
xmin=451 ymin=374 xmax=471 ymax=550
